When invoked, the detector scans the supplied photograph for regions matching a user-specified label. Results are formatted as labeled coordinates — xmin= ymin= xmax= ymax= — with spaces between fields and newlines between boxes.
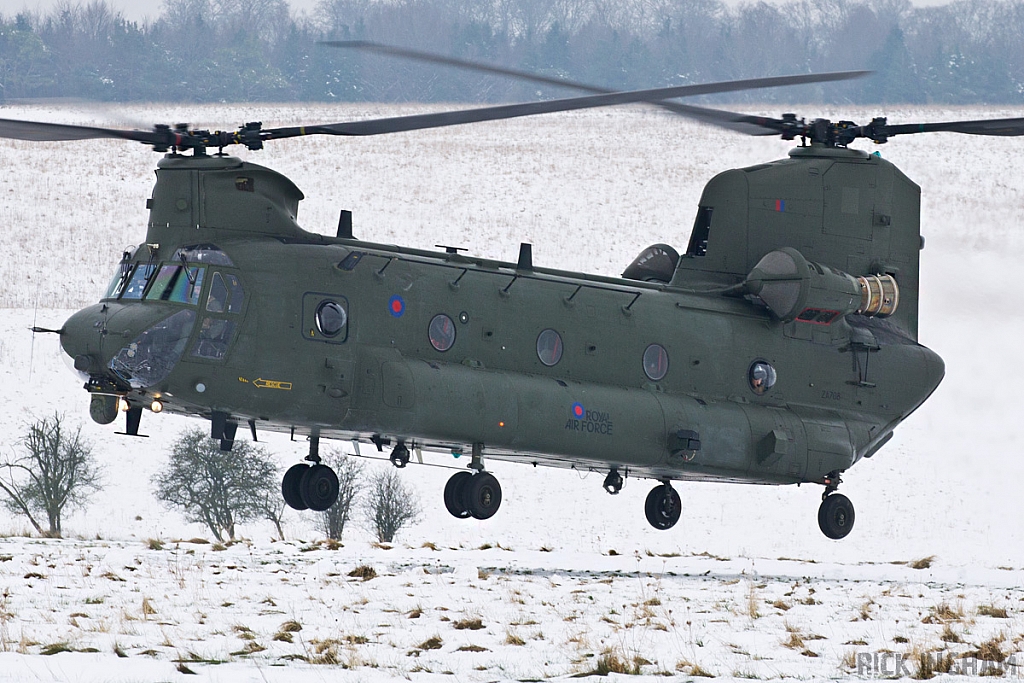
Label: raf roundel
xmin=571 ymin=402 xmax=585 ymax=419
xmin=388 ymin=295 xmax=405 ymax=318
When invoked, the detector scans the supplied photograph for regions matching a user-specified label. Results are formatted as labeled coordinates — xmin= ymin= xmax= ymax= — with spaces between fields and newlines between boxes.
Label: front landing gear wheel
xmin=645 ymin=483 xmax=681 ymax=530
xmin=818 ymin=493 xmax=855 ymax=539
xmin=444 ymin=471 xmax=473 ymax=518
xmin=282 ymin=463 xmax=309 ymax=511
xmin=300 ymin=464 xmax=339 ymax=512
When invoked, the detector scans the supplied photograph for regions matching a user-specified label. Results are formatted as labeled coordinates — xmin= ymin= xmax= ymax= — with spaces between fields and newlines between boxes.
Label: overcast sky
xmin=0 ymin=0 xmax=956 ymax=24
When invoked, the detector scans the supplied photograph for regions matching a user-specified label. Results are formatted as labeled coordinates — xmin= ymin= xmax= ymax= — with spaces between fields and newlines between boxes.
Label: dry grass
xmin=978 ymin=605 xmax=1009 ymax=618
xmin=911 ymin=556 xmax=936 ymax=570
xmin=415 ymin=635 xmax=443 ymax=651
xmin=966 ymin=635 xmax=1007 ymax=663
xmin=923 ymin=602 xmax=964 ymax=624
xmin=453 ymin=617 xmax=484 ymax=630
xmin=347 ymin=565 xmax=377 ymax=581
xmin=504 ymin=631 xmax=525 ymax=646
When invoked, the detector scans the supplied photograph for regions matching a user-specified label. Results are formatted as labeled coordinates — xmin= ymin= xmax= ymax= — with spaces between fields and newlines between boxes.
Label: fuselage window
xmin=174 ymin=244 xmax=234 ymax=267
xmin=146 ymin=265 xmax=205 ymax=305
xmin=120 ymin=264 xmax=156 ymax=300
xmin=207 ymin=272 xmax=245 ymax=314
xmin=192 ymin=317 xmax=237 ymax=360
xmin=686 ymin=207 xmax=713 ymax=257
xmin=749 ymin=360 xmax=777 ymax=395
xmin=643 ymin=343 xmax=669 ymax=381
xmin=428 ymin=314 xmax=456 ymax=352
xmin=316 ymin=300 xmax=348 ymax=338
xmin=536 ymin=328 xmax=563 ymax=367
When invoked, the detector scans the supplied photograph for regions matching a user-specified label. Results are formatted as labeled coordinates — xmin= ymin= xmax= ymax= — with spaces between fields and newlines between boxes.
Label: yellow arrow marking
xmin=251 ymin=378 xmax=293 ymax=390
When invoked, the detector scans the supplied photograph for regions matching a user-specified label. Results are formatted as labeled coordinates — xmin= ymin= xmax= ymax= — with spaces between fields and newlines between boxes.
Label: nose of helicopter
xmin=60 ymin=304 xmax=109 ymax=375
xmin=61 ymin=304 xmax=197 ymax=387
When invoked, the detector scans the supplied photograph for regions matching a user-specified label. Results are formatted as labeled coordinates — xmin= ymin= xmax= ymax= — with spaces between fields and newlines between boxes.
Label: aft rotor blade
xmin=880 ymin=117 xmax=1024 ymax=138
xmin=0 ymin=117 xmax=166 ymax=145
xmin=262 ymin=71 xmax=869 ymax=139
xmin=322 ymin=40 xmax=809 ymax=136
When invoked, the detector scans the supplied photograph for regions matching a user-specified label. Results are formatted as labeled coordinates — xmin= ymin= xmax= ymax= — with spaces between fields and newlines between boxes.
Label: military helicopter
xmin=8 ymin=49 xmax=1023 ymax=542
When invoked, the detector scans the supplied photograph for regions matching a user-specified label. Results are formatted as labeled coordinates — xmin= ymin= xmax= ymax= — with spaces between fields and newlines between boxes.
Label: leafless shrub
xmin=153 ymin=428 xmax=277 ymax=543
xmin=316 ymin=450 xmax=363 ymax=541
xmin=362 ymin=466 xmax=421 ymax=543
xmin=0 ymin=413 xmax=101 ymax=537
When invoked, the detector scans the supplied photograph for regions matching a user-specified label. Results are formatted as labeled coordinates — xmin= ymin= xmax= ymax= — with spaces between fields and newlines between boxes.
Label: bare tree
xmin=316 ymin=450 xmax=363 ymax=541
xmin=153 ymin=427 xmax=277 ymax=543
xmin=0 ymin=413 xmax=101 ymax=538
xmin=257 ymin=485 xmax=288 ymax=541
xmin=362 ymin=466 xmax=420 ymax=543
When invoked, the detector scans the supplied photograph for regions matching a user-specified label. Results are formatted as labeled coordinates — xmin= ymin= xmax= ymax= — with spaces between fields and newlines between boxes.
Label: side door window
xmin=191 ymin=271 xmax=245 ymax=360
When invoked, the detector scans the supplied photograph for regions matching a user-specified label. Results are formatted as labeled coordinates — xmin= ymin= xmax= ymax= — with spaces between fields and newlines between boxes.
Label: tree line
xmin=0 ymin=0 xmax=1021 ymax=105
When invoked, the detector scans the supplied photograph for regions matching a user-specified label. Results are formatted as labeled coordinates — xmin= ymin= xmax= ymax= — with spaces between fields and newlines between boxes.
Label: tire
xmin=465 ymin=472 xmax=502 ymax=520
xmin=443 ymin=471 xmax=473 ymax=519
xmin=644 ymin=484 xmax=681 ymax=530
xmin=299 ymin=464 xmax=340 ymax=512
xmin=282 ymin=463 xmax=309 ymax=511
xmin=818 ymin=493 xmax=855 ymax=539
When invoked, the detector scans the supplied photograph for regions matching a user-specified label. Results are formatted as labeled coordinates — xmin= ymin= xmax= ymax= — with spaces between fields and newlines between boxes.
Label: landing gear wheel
xmin=464 ymin=472 xmax=502 ymax=520
xmin=299 ymin=464 xmax=339 ymax=512
xmin=390 ymin=443 xmax=410 ymax=468
xmin=644 ymin=483 xmax=681 ymax=530
xmin=818 ymin=493 xmax=855 ymax=539
xmin=282 ymin=463 xmax=309 ymax=511
xmin=443 ymin=471 xmax=473 ymax=519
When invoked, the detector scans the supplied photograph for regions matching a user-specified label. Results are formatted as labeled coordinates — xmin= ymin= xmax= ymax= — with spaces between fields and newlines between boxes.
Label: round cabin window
xmin=643 ymin=343 xmax=669 ymax=381
xmin=429 ymin=314 xmax=456 ymax=352
xmin=749 ymin=360 xmax=777 ymax=395
xmin=316 ymin=301 xmax=347 ymax=337
xmin=536 ymin=328 xmax=563 ymax=366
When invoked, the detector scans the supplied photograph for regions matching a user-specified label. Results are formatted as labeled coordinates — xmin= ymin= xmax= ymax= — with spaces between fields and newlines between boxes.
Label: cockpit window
xmin=120 ymin=264 xmax=157 ymax=300
xmin=146 ymin=265 xmax=205 ymax=305
xmin=109 ymin=309 xmax=196 ymax=388
xmin=173 ymin=244 xmax=233 ymax=266
xmin=206 ymin=272 xmax=244 ymax=314
xmin=192 ymin=317 xmax=237 ymax=360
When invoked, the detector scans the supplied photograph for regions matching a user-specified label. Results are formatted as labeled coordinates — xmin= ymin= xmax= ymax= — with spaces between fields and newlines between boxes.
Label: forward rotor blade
xmin=0 ymin=117 xmax=165 ymax=145
xmin=322 ymin=40 xmax=806 ymax=136
xmin=263 ymin=70 xmax=868 ymax=139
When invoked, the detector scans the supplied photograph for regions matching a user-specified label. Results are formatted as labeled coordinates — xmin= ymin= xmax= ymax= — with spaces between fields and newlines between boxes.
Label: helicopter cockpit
xmin=88 ymin=243 xmax=245 ymax=389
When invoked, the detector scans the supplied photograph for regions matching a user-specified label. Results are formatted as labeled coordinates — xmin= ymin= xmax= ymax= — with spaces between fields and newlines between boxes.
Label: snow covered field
xmin=1 ymin=103 xmax=1024 ymax=680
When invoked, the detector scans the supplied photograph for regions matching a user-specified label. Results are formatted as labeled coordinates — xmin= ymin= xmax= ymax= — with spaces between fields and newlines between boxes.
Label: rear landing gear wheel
xmin=644 ymin=483 xmax=681 ymax=530
xmin=444 ymin=471 xmax=473 ymax=518
xmin=299 ymin=464 xmax=339 ymax=512
xmin=818 ymin=493 xmax=855 ymax=539
xmin=465 ymin=472 xmax=502 ymax=520
xmin=282 ymin=463 xmax=309 ymax=511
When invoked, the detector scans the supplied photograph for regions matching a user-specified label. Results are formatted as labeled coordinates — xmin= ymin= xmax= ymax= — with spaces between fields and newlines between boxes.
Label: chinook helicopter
xmin=8 ymin=51 xmax=1023 ymax=542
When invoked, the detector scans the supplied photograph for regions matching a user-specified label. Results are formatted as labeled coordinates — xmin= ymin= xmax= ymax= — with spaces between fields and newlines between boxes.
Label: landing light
xmin=119 ymin=397 xmax=130 ymax=412
xmin=151 ymin=400 xmax=164 ymax=413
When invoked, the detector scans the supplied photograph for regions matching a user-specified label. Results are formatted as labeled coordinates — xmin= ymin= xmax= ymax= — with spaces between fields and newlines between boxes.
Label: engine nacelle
xmin=744 ymin=248 xmax=898 ymax=324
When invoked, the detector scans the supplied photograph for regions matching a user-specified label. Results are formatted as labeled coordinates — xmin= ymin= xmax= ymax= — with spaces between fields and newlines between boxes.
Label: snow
xmin=1 ymin=103 xmax=1024 ymax=680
